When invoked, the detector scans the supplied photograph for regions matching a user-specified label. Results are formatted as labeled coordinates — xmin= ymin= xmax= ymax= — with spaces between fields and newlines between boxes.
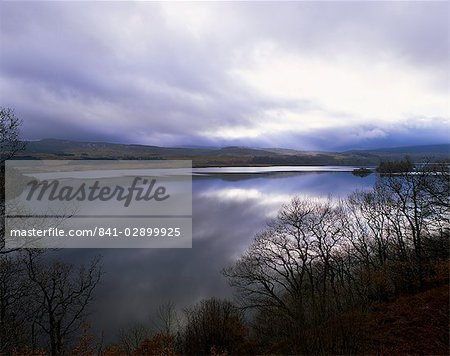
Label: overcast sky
xmin=1 ymin=2 xmax=448 ymax=150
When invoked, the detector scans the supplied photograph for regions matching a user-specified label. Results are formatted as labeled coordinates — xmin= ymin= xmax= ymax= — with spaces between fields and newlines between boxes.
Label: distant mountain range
xmin=17 ymin=139 xmax=450 ymax=167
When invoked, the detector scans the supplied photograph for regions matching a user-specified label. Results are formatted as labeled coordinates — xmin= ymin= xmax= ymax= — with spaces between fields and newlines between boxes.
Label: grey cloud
xmin=184 ymin=117 xmax=449 ymax=151
xmin=0 ymin=2 xmax=448 ymax=150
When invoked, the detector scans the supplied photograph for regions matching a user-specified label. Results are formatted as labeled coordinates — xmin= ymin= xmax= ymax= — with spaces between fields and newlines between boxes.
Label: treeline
xmin=222 ymin=160 xmax=449 ymax=354
xmin=250 ymin=154 xmax=379 ymax=166
xmin=109 ymin=160 xmax=448 ymax=355
xmin=1 ymin=160 xmax=449 ymax=355
xmin=376 ymin=157 xmax=415 ymax=173
xmin=0 ymin=252 xmax=102 ymax=355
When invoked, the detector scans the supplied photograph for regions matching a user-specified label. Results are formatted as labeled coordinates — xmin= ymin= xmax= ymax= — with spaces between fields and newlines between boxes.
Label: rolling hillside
xmin=17 ymin=139 xmax=450 ymax=167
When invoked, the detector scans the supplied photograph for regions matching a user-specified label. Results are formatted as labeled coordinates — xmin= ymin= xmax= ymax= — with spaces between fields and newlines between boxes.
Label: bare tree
xmin=155 ymin=301 xmax=179 ymax=336
xmin=24 ymin=252 xmax=102 ymax=355
xmin=0 ymin=254 xmax=31 ymax=353
xmin=0 ymin=107 xmax=25 ymax=165
xmin=376 ymin=165 xmax=438 ymax=285
xmin=224 ymin=160 xmax=449 ymax=353
xmin=1 ymin=107 xmax=25 ymax=253
xmin=118 ymin=322 xmax=150 ymax=355
xmin=183 ymin=297 xmax=247 ymax=355
xmin=224 ymin=197 xmax=346 ymax=326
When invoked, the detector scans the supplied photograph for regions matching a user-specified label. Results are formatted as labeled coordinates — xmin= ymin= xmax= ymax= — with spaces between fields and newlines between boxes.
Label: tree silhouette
xmin=0 ymin=107 xmax=25 ymax=253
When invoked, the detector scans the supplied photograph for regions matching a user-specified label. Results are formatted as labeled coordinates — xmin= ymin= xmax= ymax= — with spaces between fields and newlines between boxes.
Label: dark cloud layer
xmin=0 ymin=2 xmax=448 ymax=150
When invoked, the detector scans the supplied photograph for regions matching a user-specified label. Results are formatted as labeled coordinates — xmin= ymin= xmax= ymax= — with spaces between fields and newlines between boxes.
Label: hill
xmin=364 ymin=281 xmax=449 ymax=354
xmin=17 ymin=139 xmax=450 ymax=167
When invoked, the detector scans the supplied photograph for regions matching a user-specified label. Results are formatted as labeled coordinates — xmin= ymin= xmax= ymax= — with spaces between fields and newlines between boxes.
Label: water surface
xmin=54 ymin=168 xmax=375 ymax=339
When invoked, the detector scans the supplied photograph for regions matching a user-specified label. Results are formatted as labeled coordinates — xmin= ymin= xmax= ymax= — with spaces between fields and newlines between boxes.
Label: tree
xmin=1 ymin=107 xmax=25 ymax=253
xmin=118 ymin=322 xmax=151 ymax=355
xmin=183 ymin=298 xmax=247 ymax=355
xmin=155 ymin=301 xmax=178 ymax=337
xmin=24 ymin=252 xmax=102 ymax=355
xmin=0 ymin=254 xmax=30 ymax=353
xmin=375 ymin=164 xmax=439 ymax=286
xmin=71 ymin=322 xmax=100 ymax=355
xmin=224 ymin=197 xmax=345 ymax=326
xmin=133 ymin=333 xmax=176 ymax=356
xmin=376 ymin=157 xmax=414 ymax=174
xmin=0 ymin=107 xmax=25 ymax=165
xmin=223 ymin=160 xmax=449 ymax=353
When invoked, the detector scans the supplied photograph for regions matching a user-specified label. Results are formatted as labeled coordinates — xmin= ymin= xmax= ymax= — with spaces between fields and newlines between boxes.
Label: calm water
xmin=54 ymin=168 xmax=376 ymax=339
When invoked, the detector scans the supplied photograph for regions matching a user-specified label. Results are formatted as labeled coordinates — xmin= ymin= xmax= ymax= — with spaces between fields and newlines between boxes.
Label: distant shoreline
xmin=16 ymin=139 xmax=450 ymax=168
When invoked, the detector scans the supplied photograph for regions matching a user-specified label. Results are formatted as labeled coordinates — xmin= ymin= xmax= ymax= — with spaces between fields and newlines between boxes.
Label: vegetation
xmin=0 ymin=107 xmax=25 ymax=165
xmin=1 ymin=110 xmax=103 ymax=355
xmin=0 ymin=159 xmax=448 ymax=355
xmin=183 ymin=298 xmax=247 ymax=355
xmin=0 ymin=252 xmax=102 ymax=355
xmin=0 ymin=109 xmax=448 ymax=354
xmin=108 ymin=160 xmax=448 ymax=355
xmin=221 ymin=160 xmax=449 ymax=354
xmin=16 ymin=138 xmax=450 ymax=167
xmin=352 ymin=167 xmax=372 ymax=177
xmin=1 ymin=107 xmax=26 ymax=252
xmin=376 ymin=157 xmax=415 ymax=174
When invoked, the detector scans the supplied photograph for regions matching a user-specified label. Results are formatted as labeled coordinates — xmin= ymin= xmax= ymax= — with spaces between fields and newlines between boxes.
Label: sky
xmin=0 ymin=1 xmax=449 ymax=151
